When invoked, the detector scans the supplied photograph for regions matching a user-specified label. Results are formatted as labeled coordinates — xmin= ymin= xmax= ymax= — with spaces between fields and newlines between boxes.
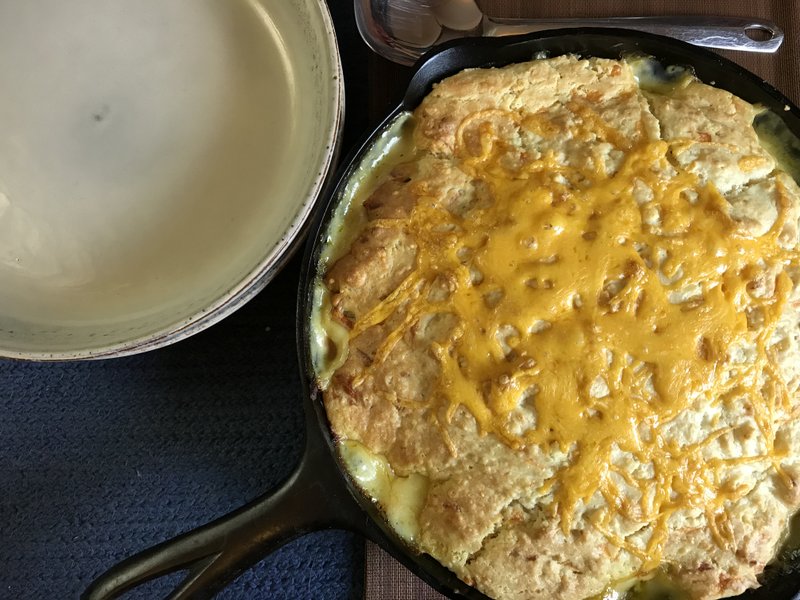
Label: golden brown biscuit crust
xmin=323 ymin=56 xmax=800 ymax=600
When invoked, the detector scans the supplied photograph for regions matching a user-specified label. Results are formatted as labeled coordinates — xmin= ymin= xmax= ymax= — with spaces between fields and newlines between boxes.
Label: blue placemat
xmin=0 ymin=253 xmax=362 ymax=600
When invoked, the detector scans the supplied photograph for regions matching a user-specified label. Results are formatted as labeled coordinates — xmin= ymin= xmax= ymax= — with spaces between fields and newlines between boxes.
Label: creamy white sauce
xmin=597 ymin=572 xmax=686 ymax=600
xmin=310 ymin=113 xmax=415 ymax=386
xmin=627 ymin=55 xmax=694 ymax=94
xmin=308 ymin=113 xmax=429 ymax=543
xmin=754 ymin=109 xmax=800 ymax=183
xmin=340 ymin=440 xmax=429 ymax=543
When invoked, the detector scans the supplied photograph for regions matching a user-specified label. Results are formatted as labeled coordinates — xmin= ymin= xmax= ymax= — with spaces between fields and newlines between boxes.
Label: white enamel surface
xmin=0 ymin=0 xmax=342 ymax=358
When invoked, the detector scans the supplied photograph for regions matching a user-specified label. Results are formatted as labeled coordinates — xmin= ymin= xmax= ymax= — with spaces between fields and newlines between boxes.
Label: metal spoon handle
xmin=484 ymin=16 xmax=784 ymax=53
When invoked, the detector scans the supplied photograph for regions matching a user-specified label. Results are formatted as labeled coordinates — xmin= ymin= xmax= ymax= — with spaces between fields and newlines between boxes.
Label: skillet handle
xmin=82 ymin=410 xmax=371 ymax=600
xmin=483 ymin=16 xmax=784 ymax=54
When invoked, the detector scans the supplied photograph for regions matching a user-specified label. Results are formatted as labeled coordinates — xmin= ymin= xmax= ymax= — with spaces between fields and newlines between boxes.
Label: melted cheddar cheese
xmin=319 ymin=58 xmax=800 ymax=599
xmin=342 ymin=88 xmax=798 ymax=570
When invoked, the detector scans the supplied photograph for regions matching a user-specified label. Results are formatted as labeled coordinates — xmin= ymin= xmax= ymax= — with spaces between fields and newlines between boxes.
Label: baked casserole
xmin=315 ymin=55 xmax=800 ymax=600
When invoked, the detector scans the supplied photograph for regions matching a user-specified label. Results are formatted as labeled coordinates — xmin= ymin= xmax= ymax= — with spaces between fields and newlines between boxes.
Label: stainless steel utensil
xmin=355 ymin=0 xmax=784 ymax=65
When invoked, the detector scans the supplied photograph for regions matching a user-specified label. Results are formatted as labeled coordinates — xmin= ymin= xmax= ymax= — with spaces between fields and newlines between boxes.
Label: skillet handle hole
xmin=745 ymin=25 xmax=775 ymax=42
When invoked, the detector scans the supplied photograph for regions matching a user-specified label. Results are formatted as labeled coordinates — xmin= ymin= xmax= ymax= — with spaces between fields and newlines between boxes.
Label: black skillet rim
xmin=297 ymin=27 xmax=800 ymax=600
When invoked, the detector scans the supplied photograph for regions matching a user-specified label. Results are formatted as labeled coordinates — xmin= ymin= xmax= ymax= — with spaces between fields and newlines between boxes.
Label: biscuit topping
xmin=321 ymin=56 xmax=800 ymax=598
xmin=342 ymin=71 xmax=798 ymax=568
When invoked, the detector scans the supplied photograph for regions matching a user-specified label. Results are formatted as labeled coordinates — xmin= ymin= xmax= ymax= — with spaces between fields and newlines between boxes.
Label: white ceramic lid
xmin=0 ymin=0 xmax=343 ymax=359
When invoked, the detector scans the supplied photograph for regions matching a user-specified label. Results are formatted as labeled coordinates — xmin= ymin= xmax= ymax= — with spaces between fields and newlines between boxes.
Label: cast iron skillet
xmin=84 ymin=29 xmax=800 ymax=600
